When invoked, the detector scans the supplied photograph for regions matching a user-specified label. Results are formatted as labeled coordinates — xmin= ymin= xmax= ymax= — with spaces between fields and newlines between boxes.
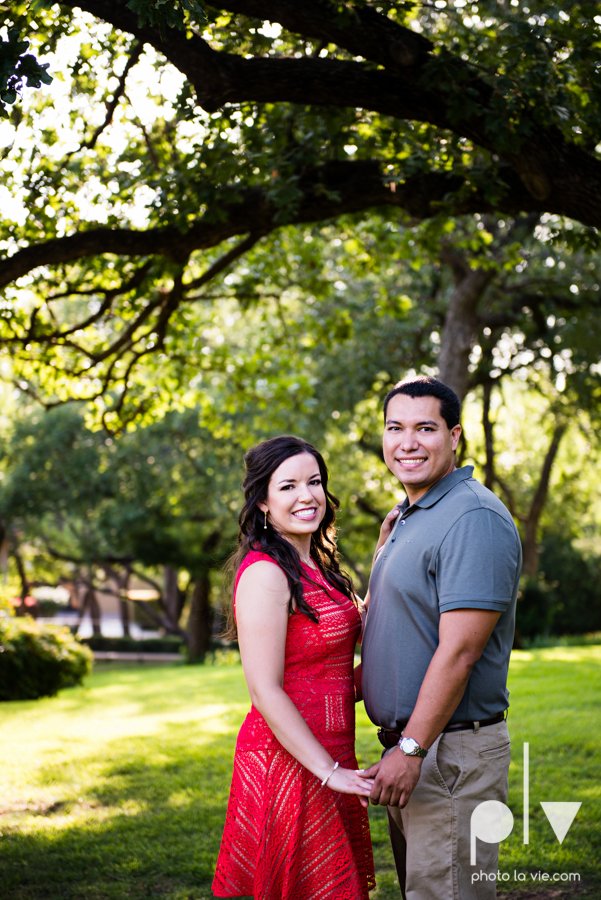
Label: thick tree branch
xmin=60 ymin=0 xmax=601 ymax=225
xmin=0 ymin=161 xmax=546 ymax=292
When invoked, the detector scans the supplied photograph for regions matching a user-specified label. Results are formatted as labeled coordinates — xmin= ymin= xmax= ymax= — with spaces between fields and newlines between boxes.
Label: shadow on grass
xmin=2 ymin=724 xmax=237 ymax=900
xmin=4 ymin=654 xmax=600 ymax=900
xmin=2 ymin=723 xmax=400 ymax=900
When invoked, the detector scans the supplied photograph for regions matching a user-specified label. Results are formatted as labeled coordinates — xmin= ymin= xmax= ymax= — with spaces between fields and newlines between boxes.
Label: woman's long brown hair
xmin=223 ymin=435 xmax=355 ymax=640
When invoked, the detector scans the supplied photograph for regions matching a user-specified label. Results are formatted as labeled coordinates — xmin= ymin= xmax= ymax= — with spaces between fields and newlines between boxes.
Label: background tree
xmin=2 ymin=0 xmax=601 ymax=644
xmin=0 ymin=405 xmax=245 ymax=658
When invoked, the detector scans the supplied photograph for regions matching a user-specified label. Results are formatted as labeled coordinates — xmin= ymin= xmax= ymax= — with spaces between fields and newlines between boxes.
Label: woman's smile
xmin=292 ymin=507 xmax=318 ymax=520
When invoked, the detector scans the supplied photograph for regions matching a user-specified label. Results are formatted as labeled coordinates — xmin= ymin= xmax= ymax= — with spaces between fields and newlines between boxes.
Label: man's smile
xmin=396 ymin=457 xmax=427 ymax=468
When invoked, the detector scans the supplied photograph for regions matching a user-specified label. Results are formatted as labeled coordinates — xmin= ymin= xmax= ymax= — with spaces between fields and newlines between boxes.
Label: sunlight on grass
xmin=0 ymin=650 xmax=600 ymax=899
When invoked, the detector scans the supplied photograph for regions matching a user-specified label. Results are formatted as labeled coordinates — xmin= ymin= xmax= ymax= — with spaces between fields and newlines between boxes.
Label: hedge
xmin=0 ymin=616 xmax=93 ymax=701
xmin=82 ymin=635 xmax=185 ymax=654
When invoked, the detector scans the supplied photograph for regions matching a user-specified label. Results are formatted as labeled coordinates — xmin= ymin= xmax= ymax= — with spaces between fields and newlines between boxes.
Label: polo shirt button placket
xmin=392 ymin=520 xmax=406 ymax=542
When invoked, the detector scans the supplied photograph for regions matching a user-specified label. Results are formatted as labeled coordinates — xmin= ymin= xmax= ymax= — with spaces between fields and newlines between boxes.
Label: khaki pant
xmin=387 ymin=720 xmax=510 ymax=900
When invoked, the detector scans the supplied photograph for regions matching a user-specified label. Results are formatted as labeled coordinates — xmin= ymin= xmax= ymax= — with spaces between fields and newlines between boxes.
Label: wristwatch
xmin=398 ymin=736 xmax=428 ymax=758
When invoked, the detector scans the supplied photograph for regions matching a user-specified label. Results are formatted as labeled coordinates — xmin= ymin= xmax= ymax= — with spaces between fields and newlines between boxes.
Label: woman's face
xmin=259 ymin=452 xmax=327 ymax=546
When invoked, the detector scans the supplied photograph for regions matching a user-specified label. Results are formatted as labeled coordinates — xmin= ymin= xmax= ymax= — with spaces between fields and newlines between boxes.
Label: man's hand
xmin=360 ymin=748 xmax=423 ymax=807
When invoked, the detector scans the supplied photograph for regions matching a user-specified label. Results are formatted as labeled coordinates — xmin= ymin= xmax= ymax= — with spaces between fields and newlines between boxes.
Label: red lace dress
xmin=212 ymin=550 xmax=375 ymax=900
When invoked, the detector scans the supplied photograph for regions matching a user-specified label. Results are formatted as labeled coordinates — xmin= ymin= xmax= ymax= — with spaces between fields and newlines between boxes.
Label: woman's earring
xmin=264 ymin=510 xmax=268 ymax=530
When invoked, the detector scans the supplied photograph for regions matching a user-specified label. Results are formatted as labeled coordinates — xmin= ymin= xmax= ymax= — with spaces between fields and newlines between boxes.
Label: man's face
xmin=383 ymin=393 xmax=462 ymax=503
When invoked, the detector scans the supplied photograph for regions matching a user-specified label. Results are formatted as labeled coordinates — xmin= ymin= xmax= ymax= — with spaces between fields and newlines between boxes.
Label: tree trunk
xmin=119 ymin=596 xmax=131 ymax=638
xmin=481 ymin=380 xmax=495 ymax=490
xmin=12 ymin=543 xmax=31 ymax=617
xmin=163 ymin=566 xmax=185 ymax=631
xmin=78 ymin=584 xmax=102 ymax=636
xmin=437 ymin=253 xmax=494 ymax=402
xmin=188 ymin=572 xmax=213 ymax=663
xmin=521 ymin=422 xmax=567 ymax=578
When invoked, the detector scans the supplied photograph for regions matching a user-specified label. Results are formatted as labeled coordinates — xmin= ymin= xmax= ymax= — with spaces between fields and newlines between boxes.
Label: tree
xmin=1 ymin=1 xmax=600 ymax=420
xmin=0 ymin=405 xmax=245 ymax=658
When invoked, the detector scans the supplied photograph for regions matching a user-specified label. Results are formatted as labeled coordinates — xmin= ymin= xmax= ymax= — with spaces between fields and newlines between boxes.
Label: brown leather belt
xmin=377 ymin=711 xmax=506 ymax=748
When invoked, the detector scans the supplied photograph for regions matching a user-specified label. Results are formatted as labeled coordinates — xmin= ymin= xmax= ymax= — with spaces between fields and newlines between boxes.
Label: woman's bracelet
xmin=320 ymin=761 xmax=339 ymax=787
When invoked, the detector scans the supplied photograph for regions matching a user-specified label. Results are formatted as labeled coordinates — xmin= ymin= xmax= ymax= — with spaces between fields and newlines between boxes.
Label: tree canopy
xmin=1 ymin=1 xmax=601 ymax=420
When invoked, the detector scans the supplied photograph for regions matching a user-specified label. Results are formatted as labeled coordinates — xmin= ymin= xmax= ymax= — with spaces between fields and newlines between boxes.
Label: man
xmin=361 ymin=376 xmax=521 ymax=900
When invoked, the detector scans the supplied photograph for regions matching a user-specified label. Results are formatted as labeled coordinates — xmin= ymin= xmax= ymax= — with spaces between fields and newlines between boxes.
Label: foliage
xmin=0 ymin=26 xmax=51 ymax=117
xmin=0 ymin=653 xmax=600 ymax=897
xmin=522 ymin=533 xmax=601 ymax=638
xmin=0 ymin=1 xmax=600 ymax=420
xmin=0 ymin=403 xmax=241 ymax=573
xmin=0 ymin=615 xmax=92 ymax=700
xmin=125 ymin=0 xmax=208 ymax=37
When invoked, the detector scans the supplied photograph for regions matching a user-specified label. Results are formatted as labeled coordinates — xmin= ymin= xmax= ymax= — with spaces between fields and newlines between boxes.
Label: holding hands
xmin=359 ymin=749 xmax=423 ymax=808
xmin=326 ymin=765 xmax=375 ymax=809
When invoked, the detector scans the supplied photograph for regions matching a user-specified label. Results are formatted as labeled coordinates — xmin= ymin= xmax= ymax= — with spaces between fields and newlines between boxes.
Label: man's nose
xmin=399 ymin=431 xmax=419 ymax=451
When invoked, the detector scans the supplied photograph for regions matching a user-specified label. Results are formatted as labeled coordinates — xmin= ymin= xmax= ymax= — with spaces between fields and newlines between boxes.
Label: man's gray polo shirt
xmin=362 ymin=466 xmax=522 ymax=728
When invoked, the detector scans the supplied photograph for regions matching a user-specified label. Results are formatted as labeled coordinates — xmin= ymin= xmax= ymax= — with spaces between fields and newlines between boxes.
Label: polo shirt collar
xmin=405 ymin=466 xmax=474 ymax=511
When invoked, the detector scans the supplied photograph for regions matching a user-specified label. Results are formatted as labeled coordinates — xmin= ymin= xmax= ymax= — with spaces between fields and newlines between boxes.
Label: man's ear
xmin=451 ymin=424 xmax=462 ymax=452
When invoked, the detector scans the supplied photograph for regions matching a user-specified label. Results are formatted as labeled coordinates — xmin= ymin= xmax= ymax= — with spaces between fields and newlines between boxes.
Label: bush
xmin=517 ymin=534 xmax=601 ymax=640
xmin=82 ymin=635 xmax=185 ymax=653
xmin=0 ymin=616 xmax=93 ymax=701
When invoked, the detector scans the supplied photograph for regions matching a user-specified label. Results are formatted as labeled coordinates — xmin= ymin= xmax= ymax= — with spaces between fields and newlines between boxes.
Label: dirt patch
xmin=0 ymin=797 xmax=101 ymax=816
xmin=502 ymin=881 xmax=591 ymax=899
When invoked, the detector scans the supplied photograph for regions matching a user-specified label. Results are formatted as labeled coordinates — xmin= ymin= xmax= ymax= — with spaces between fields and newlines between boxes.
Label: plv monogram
xmin=470 ymin=743 xmax=582 ymax=865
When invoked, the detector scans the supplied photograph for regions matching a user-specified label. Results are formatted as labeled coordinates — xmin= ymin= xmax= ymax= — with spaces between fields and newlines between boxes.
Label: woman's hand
xmin=326 ymin=765 xmax=375 ymax=808
xmin=374 ymin=504 xmax=401 ymax=557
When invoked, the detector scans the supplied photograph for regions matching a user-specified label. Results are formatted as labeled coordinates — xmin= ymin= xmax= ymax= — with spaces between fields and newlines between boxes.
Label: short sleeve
xmin=436 ymin=508 xmax=521 ymax=613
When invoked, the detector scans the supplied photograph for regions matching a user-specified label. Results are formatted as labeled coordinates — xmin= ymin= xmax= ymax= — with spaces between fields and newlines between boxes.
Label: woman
xmin=212 ymin=435 xmax=375 ymax=900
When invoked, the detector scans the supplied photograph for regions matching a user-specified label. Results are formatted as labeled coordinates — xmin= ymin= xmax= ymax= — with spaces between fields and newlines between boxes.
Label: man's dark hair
xmin=383 ymin=377 xmax=461 ymax=429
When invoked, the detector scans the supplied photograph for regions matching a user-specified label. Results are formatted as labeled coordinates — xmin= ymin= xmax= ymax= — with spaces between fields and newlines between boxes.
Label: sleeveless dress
xmin=212 ymin=550 xmax=375 ymax=900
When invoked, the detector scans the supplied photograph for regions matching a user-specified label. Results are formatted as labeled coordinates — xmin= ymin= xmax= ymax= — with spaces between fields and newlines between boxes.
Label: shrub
xmin=0 ymin=616 xmax=93 ymax=701
xmin=82 ymin=635 xmax=185 ymax=653
xmin=517 ymin=534 xmax=601 ymax=640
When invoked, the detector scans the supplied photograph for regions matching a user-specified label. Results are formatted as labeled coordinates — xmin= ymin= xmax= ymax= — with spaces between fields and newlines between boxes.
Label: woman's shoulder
xmin=234 ymin=551 xmax=289 ymax=616
xmin=235 ymin=549 xmax=284 ymax=589
xmin=238 ymin=548 xmax=281 ymax=573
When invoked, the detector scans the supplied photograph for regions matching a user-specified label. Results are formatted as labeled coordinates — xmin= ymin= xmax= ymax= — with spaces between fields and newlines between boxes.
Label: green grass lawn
xmin=0 ymin=648 xmax=599 ymax=899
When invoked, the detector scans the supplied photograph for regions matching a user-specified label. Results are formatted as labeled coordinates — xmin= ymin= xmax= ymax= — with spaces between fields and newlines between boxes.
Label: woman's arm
xmin=236 ymin=561 xmax=373 ymax=803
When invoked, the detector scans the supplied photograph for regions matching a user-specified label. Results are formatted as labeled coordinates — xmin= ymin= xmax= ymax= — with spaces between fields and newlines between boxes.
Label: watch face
xmin=401 ymin=737 xmax=419 ymax=754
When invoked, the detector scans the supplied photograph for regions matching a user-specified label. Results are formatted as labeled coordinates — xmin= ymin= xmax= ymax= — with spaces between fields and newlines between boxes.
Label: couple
xmin=212 ymin=377 xmax=522 ymax=900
